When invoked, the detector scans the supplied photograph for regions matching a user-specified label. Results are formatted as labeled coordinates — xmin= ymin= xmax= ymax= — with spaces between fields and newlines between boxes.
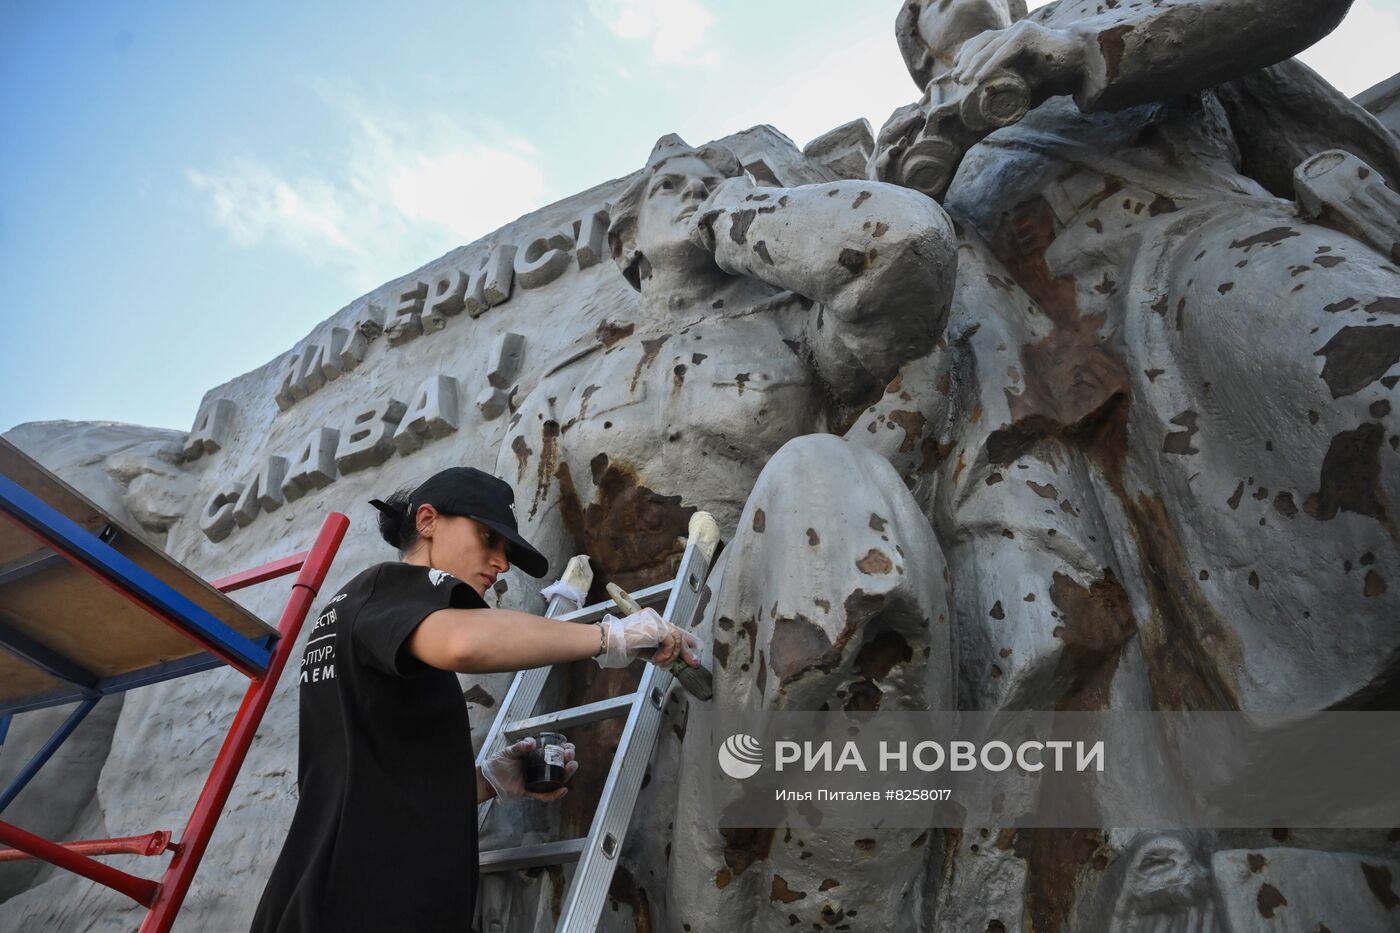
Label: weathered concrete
xmin=3 ymin=1 xmax=1399 ymax=928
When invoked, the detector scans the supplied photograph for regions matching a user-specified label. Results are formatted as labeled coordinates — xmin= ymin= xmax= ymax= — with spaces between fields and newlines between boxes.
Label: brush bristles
xmin=671 ymin=661 xmax=714 ymax=701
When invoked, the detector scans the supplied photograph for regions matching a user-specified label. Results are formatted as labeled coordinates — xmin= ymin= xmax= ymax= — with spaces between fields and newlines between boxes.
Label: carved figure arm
xmin=696 ymin=176 xmax=957 ymax=400
xmin=951 ymin=0 xmax=1354 ymax=114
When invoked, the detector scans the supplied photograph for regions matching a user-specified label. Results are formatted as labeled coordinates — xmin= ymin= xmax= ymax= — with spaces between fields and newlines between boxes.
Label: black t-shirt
xmin=251 ymin=562 xmax=486 ymax=933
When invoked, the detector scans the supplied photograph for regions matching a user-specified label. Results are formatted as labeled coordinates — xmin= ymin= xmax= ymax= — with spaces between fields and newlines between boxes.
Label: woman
xmin=251 ymin=465 xmax=698 ymax=933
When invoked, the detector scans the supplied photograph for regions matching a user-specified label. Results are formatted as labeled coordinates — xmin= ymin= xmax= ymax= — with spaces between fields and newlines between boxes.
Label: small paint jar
xmin=524 ymin=731 xmax=568 ymax=793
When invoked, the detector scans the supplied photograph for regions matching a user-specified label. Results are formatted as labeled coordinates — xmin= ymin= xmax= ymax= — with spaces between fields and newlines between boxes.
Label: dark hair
xmin=373 ymin=487 xmax=419 ymax=551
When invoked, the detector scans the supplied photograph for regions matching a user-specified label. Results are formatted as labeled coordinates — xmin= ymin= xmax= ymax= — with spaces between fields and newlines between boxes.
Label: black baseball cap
xmin=371 ymin=467 xmax=548 ymax=578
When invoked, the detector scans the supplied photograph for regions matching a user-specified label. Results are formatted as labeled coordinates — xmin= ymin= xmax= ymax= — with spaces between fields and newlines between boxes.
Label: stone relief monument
xmin=3 ymin=0 xmax=1399 ymax=930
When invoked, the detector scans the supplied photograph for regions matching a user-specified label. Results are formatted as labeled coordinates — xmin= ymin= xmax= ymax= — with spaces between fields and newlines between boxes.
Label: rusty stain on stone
xmin=770 ymin=874 xmax=806 ymax=904
xmin=1028 ymin=480 xmax=1058 ymax=499
xmin=1226 ymin=479 xmax=1248 ymax=509
xmin=630 ymin=335 xmax=671 ymax=393
xmin=1052 ymin=571 xmax=1136 ymax=708
xmin=854 ymin=631 xmax=913 ymax=681
xmin=1011 ymin=826 xmax=1108 ymax=933
xmin=1163 ymin=411 xmax=1201 ymax=455
xmin=1124 ymin=495 xmax=1244 ymax=710
xmin=856 ymin=549 xmax=893 ymax=574
xmin=462 ymin=685 xmax=495 ymax=707
xmin=1256 ymin=882 xmax=1287 ymax=918
xmin=838 ymin=247 xmax=869 ymax=275
xmin=511 ymin=435 xmax=532 ymax=483
xmin=530 ymin=419 xmax=561 ymax=520
xmin=729 ymin=209 xmax=755 ymax=244
xmin=557 ymin=452 xmax=695 ymax=599
xmin=771 ymin=614 xmax=831 ymax=684
xmin=1303 ymin=423 xmax=1396 ymax=538
xmin=712 ymin=640 xmax=730 ymax=669
xmin=1230 ymin=226 xmax=1301 ymax=251
xmin=1361 ymin=862 xmax=1400 ymax=909
xmin=1365 ymin=570 xmax=1387 ymax=597
xmin=719 ymin=822 xmax=774 ymax=878
xmin=1314 ymin=325 xmax=1400 ymax=398
xmin=1097 ymin=24 xmax=1133 ymax=80
xmin=888 ymin=409 xmax=926 ymax=452
xmin=596 ymin=320 xmax=635 ymax=347
xmin=607 ymin=864 xmax=652 ymax=933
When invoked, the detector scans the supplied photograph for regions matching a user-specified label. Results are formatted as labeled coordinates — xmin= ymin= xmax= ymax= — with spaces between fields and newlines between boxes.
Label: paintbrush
xmin=605 ymin=511 xmax=718 ymax=701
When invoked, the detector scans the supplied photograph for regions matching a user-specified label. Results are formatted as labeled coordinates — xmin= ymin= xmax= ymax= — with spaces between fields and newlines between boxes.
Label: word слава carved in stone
xmin=477 ymin=333 xmax=526 ymax=420
xmin=232 ymin=454 xmax=287 ymax=528
xmin=335 ymin=399 xmax=407 ymax=474
xmin=394 ymin=374 xmax=461 ymax=454
xmin=200 ymin=370 xmax=470 ymax=542
xmin=281 ymin=427 xmax=339 ymax=502
xmin=198 ymin=482 xmax=243 ymax=543
xmin=183 ymin=398 xmax=236 ymax=460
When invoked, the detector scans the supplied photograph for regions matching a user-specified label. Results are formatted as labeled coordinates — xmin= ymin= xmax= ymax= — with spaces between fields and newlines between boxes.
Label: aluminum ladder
xmin=474 ymin=511 xmax=719 ymax=932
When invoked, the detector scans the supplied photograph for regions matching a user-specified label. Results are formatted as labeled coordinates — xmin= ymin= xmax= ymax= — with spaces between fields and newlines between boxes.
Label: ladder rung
xmin=479 ymin=836 xmax=587 ymax=873
xmin=555 ymin=579 xmax=677 ymax=625
xmin=504 ymin=693 xmax=638 ymax=740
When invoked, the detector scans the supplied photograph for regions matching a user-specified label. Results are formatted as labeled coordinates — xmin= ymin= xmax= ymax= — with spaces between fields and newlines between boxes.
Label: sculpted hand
xmin=689 ymin=174 xmax=759 ymax=255
xmin=596 ymin=607 xmax=702 ymax=669
xmin=949 ymin=20 xmax=1084 ymax=104
xmin=481 ymin=736 xmax=578 ymax=802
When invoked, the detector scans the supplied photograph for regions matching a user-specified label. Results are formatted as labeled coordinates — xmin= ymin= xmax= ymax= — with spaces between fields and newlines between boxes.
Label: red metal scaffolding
xmin=0 ymin=444 xmax=349 ymax=931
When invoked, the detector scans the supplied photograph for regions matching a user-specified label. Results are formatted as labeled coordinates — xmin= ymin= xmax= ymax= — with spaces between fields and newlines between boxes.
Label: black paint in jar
xmin=523 ymin=731 xmax=567 ymax=793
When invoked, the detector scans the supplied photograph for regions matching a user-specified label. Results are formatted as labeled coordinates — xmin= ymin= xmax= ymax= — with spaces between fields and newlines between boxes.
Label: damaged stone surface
xmin=4 ymin=1 xmax=1400 ymax=930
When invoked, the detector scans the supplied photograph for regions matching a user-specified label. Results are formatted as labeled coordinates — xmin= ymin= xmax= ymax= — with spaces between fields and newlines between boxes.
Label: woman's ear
xmin=415 ymin=503 xmax=438 ymax=539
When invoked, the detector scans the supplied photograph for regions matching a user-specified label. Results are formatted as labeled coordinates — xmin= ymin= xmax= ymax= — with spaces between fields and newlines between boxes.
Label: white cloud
xmin=1297 ymin=0 xmax=1400 ymax=97
xmin=186 ymin=95 xmax=551 ymax=291
xmin=585 ymin=0 xmax=719 ymax=66
xmin=724 ymin=29 xmax=917 ymax=149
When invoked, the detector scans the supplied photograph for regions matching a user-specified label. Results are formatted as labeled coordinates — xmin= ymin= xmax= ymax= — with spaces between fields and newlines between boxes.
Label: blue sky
xmin=3 ymin=0 xmax=1398 ymax=436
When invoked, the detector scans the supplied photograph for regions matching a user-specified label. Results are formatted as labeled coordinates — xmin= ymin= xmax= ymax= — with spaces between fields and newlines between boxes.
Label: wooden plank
xmin=0 ymin=651 xmax=66 ymax=706
xmin=0 ymin=439 xmax=278 ymax=689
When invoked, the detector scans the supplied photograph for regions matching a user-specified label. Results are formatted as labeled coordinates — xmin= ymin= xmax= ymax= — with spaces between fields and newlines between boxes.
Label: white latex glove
xmin=539 ymin=580 xmax=586 ymax=611
xmin=595 ymin=607 xmax=702 ymax=670
xmin=481 ymin=736 xmax=578 ymax=802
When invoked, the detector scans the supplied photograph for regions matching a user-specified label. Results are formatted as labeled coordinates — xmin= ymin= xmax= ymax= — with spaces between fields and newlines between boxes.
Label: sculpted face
xmin=918 ymin=0 xmax=1015 ymax=64
xmin=636 ymin=154 xmax=724 ymax=271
